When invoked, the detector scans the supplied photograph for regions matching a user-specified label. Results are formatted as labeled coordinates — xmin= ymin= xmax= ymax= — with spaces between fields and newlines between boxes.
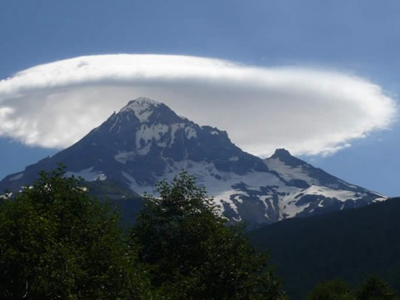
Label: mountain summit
xmin=0 ymin=98 xmax=386 ymax=227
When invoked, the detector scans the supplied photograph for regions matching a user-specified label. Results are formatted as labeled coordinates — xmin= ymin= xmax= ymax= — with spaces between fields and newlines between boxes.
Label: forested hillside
xmin=249 ymin=197 xmax=400 ymax=299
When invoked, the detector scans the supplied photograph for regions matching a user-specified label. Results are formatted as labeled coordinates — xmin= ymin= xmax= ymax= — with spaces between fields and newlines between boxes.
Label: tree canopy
xmin=132 ymin=171 xmax=285 ymax=299
xmin=307 ymin=276 xmax=397 ymax=300
xmin=0 ymin=166 xmax=150 ymax=299
xmin=356 ymin=276 xmax=397 ymax=300
xmin=307 ymin=279 xmax=355 ymax=300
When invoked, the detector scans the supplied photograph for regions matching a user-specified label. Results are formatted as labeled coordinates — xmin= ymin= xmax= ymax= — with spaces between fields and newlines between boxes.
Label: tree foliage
xmin=0 ymin=166 xmax=150 ymax=299
xmin=307 ymin=279 xmax=355 ymax=300
xmin=132 ymin=171 xmax=285 ymax=299
xmin=356 ymin=276 xmax=397 ymax=300
xmin=307 ymin=276 xmax=397 ymax=300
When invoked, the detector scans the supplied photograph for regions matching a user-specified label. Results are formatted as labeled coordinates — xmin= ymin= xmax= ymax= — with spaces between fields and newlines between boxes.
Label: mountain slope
xmin=0 ymin=97 xmax=386 ymax=227
xmin=264 ymin=149 xmax=385 ymax=219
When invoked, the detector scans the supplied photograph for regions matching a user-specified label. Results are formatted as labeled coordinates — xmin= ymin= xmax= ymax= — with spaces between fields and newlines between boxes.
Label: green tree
xmin=132 ymin=171 xmax=285 ymax=299
xmin=356 ymin=276 xmax=397 ymax=300
xmin=0 ymin=166 xmax=151 ymax=299
xmin=307 ymin=279 xmax=355 ymax=300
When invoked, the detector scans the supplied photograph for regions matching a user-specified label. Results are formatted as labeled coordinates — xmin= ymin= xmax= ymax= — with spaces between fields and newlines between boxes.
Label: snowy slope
xmin=0 ymin=98 xmax=386 ymax=227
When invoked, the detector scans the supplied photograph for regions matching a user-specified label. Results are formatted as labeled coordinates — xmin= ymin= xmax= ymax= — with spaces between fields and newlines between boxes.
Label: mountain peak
xmin=120 ymin=97 xmax=161 ymax=123
xmin=126 ymin=97 xmax=160 ymax=107
xmin=268 ymin=148 xmax=305 ymax=168
xmin=271 ymin=148 xmax=292 ymax=159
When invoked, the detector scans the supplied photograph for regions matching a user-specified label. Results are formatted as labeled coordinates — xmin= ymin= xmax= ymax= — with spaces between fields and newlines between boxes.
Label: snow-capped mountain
xmin=0 ymin=97 xmax=386 ymax=227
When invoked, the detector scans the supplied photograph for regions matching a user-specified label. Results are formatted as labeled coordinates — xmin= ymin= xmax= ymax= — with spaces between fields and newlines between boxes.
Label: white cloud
xmin=0 ymin=54 xmax=397 ymax=157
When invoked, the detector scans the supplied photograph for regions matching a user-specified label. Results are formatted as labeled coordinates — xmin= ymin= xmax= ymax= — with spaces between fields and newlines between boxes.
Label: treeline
xmin=307 ymin=277 xmax=396 ymax=300
xmin=249 ymin=196 xmax=400 ymax=299
xmin=0 ymin=167 xmax=284 ymax=299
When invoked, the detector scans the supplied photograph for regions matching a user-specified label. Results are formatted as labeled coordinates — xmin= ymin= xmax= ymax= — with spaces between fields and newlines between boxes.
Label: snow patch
xmin=265 ymin=157 xmax=318 ymax=185
xmin=120 ymin=97 xmax=160 ymax=123
xmin=114 ymin=151 xmax=136 ymax=164
xmin=166 ymin=123 xmax=198 ymax=143
xmin=66 ymin=167 xmax=107 ymax=181
xmin=185 ymin=127 xmax=197 ymax=139
xmin=122 ymin=158 xmax=287 ymax=220
xmin=0 ymin=191 xmax=12 ymax=199
xmin=135 ymin=123 xmax=169 ymax=155
xmin=116 ymin=152 xmax=386 ymax=224
xmin=303 ymin=185 xmax=358 ymax=201
xmin=9 ymin=173 xmax=23 ymax=181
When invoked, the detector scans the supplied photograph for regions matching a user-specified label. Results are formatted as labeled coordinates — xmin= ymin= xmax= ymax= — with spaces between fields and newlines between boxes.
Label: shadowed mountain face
xmin=0 ymin=97 xmax=386 ymax=228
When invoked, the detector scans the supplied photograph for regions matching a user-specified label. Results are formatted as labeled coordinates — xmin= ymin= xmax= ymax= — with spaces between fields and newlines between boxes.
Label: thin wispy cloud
xmin=0 ymin=54 xmax=397 ymax=157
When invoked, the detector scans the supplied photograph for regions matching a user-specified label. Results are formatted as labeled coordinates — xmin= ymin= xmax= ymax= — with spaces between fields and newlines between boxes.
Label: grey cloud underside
xmin=0 ymin=98 xmax=386 ymax=228
xmin=0 ymin=54 xmax=396 ymax=156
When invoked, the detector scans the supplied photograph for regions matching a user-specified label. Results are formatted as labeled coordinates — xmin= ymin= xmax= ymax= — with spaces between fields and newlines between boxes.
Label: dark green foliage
xmin=356 ymin=276 xmax=397 ymax=300
xmin=132 ymin=171 xmax=285 ymax=299
xmin=307 ymin=279 xmax=355 ymax=300
xmin=307 ymin=277 xmax=397 ymax=300
xmin=249 ymin=197 xmax=400 ymax=299
xmin=0 ymin=166 xmax=150 ymax=299
xmin=85 ymin=179 xmax=145 ymax=227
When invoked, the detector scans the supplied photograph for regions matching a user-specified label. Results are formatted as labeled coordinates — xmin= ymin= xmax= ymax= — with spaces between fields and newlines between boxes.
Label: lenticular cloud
xmin=0 ymin=54 xmax=397 ymax=156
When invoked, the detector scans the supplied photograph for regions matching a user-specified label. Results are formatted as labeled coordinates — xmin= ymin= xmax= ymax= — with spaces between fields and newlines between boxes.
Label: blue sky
xmin=0 ymin=0 xmax=399 ymax=196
